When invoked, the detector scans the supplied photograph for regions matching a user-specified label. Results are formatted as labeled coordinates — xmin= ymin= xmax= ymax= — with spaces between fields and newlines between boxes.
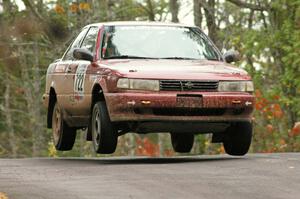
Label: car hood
xmin=98 ymin=59 xmax=251 ymax=81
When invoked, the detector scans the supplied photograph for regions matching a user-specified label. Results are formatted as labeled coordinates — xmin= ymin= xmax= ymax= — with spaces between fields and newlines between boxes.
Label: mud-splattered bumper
xmin=105 ymin=91 xmax=254 ymax=122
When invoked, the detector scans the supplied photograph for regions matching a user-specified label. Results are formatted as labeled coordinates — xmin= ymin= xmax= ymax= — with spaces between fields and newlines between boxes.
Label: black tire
xmin=52 ymin=102 xmax=76 ymax=151
xmin=92 ymin=101 xmax=118 ymax=154
xmin=223 ymin=122 xmax=252 ymax=156
xmin=171 ymin=133 xmax=194 ymax=153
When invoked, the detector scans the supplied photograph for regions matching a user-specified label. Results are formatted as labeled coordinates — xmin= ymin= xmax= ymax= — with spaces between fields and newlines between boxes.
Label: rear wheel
xmin=223 ymin=122 xmax=252 ymax=156
xmin=171 ymin=133 xmax=194 ymax=153
xmin=52 ymin=102 xmax=76 ymax=151
xmin=92 ymin=101 xmax=118 ymax=154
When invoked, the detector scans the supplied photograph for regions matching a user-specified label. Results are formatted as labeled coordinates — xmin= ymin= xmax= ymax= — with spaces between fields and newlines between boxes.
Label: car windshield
xmin=102 ymin=25 xmax=221 ymax=60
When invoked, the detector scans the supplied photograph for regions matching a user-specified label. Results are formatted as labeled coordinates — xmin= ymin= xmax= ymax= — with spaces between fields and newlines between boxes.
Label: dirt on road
xmin=0 ymin=153 xmax=299 ymax=199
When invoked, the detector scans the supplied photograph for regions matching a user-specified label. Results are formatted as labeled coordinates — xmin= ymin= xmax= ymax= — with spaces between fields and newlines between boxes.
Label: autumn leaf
xmin=218 ymin=145 xmax=225 ymax=154
xmin=255 ymin=102 xmax=262 ymax=110
xmin=0 ymin=192 xmax=9 ymax=199
xmin=164 ymin=149 xmax=174 ymax=157
xmin=291 ymin=122 xmax=300 ymax=136
xmin=279 ymin=139 xmax=286 ymax=145
xmin=272 ymin=95 xmax=280 ymax=100
xmin=135 ymin=137 xmax=159 ymax=157
xmin=70 ymin=4 xmax=79 ymax=13
xmin=79 ymin=3 xmax=91 ymax=11
xmin=273 ymin=104 xmax=281 ymax=111
xmin=273 ymin=110 xmax=283 ymax=118
xmin=255 ymin=90 xmax=262 ymax=98
xmin=54 ymin=4 xmax=65 ymax=14
xmin=266 ymin=124 xmax=274 ymax=133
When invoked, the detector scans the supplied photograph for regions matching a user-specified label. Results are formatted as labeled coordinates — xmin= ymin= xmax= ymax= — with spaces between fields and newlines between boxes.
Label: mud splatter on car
xmin=43 ymin=21 xmax=254 ymax=155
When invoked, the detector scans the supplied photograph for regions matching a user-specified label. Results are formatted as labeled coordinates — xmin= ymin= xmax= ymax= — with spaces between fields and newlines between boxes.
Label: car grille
xmin=160 ymin=80 xmax=218 ymax=91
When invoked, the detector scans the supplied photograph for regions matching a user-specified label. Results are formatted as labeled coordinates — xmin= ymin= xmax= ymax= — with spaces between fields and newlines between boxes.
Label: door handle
xmin=66 ymin=66 xmax=72 ymax=73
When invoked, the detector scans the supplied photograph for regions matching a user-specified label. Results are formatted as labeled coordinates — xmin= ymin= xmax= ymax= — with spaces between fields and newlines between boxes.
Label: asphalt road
xmin=0 ymin=153 xmax=299 ymax=199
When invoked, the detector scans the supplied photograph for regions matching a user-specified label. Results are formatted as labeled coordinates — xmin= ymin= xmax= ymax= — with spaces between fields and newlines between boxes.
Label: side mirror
xmin=223 ymin=50 xmax=240 ymax=63
xmin=73 ymin=48 xmax=94 ymax=62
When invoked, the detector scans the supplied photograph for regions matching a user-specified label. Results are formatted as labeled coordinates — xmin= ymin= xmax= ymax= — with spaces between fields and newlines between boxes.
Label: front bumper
xmin=105 ymin=91 xmax=254 ymax=122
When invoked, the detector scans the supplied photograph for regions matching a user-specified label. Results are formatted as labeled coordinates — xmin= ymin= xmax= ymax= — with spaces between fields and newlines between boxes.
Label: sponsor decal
xmin=74 ymin=64 xmax=87 ymax=101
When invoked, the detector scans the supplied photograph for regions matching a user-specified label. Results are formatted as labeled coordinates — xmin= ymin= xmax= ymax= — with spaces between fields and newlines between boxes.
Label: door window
xmin=63 ymin=27 xmax=89 ymax=60
xmin=80 ymin=26 xmax=99 ymax=53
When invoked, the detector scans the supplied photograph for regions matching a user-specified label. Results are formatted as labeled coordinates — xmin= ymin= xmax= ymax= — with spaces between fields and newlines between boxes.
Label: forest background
xmin=0 ymin=0 xmax=299 ymax=157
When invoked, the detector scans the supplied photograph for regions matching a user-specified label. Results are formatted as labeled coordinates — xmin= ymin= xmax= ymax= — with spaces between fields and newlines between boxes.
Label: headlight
xmin=117 ymin=78 xmax=159 ymax=91
xmin=218 ymin=81 xmax=254 ymax=92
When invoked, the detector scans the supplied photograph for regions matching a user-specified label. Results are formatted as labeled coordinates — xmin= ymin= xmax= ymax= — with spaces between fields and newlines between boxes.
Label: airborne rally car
xmin=43 ymin=21 xmax=254 ymax=155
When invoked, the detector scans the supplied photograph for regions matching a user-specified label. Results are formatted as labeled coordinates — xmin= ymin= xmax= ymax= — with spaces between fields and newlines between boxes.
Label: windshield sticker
xmin=74 ymin=64 xmax=87 ymax=101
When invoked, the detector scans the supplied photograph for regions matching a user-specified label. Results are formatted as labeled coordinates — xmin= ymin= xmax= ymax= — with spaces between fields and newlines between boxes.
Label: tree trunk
xmin=129 ymin=134 xmax=135 ymax=156
xmin=4 ymin=81 xmax=18 ymax=158
xmin=106 ymin=0 xmax=114 ymax=21
xmin=268 ymin=7 xmax=298 ymax=127
xmin=202 ymin=0 xmax=220 ymax=48
xmin=169 ymin=0 xmax=179 ymax=23
xmin=2 ymin=0 xmax=12 ymax=14
xmin=158 ymin=134 xmax=163 ymax=157
xmin=19 ymin=42 xmax=45 ymax=157
xmin=193 ymin=0 xmax=203 ymax=28
xmin=32 ymin=42 xmax=45 ymax=156
xmin=245 ymin=9 xmax=255 ymax=75
xmin=146 ymin=0 xmax=155 ymax=21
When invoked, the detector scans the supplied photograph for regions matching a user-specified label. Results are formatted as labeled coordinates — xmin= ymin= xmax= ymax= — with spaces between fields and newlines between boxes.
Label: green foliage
xmin=224 ymin=0 xmax=300 ymax=153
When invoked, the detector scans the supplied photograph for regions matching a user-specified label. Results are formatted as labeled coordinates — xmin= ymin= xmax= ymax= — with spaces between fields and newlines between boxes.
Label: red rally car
xmin=43 ymin=21 xmax=255 ymax=156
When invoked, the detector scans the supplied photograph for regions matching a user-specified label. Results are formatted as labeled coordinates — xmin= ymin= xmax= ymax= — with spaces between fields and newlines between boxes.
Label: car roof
xmin=84 ymin=21 xmax=197 ymax=29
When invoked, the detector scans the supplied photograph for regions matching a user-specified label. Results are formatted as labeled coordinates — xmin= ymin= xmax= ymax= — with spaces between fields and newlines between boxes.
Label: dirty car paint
xmin=43 ymin=22 xmax=255 ymax=129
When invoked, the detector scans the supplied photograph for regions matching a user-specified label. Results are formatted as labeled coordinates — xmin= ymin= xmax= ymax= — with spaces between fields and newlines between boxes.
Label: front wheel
xmin=91 ymin=101 xmax=118 ymax=154
xmin=171 ymin=133 xmax=194 ymax=153
xmin=223 ymin=122 xmax=252 ymax=156
xmin=52 ymin=102 xmax=77 ymax=151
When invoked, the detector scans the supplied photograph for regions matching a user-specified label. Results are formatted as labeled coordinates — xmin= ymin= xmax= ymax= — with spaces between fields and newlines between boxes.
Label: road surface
xmin=0 ymin=153 xmax=299 ymax=199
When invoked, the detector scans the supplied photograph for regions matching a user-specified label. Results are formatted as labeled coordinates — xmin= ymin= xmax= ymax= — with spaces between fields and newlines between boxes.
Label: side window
xmin=63 ymin=27 xmax=88 ymax=60
xmin=80 ymin=26 xmax=99 ymax=53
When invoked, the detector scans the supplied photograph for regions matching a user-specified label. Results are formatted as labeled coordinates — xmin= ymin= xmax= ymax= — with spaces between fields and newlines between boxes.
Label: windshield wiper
xmin=104 ymin=55 xmax=156 ymax=59
xmin=160 ymin=57 xmax=196 ymax=60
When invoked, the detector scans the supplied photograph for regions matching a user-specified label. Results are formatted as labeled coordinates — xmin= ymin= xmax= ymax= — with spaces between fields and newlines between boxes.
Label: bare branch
xmin=21 ymin=0 xmax=45 ymax=22
xmin=226 ymin=0 xmax=266 ymax=11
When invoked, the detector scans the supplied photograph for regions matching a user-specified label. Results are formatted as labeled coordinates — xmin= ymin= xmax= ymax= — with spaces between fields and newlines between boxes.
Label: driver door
xmin=57 ymin=27 xmax=89 ymax=112
xmin=71 ymin=26 xmax=100 ymax=116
